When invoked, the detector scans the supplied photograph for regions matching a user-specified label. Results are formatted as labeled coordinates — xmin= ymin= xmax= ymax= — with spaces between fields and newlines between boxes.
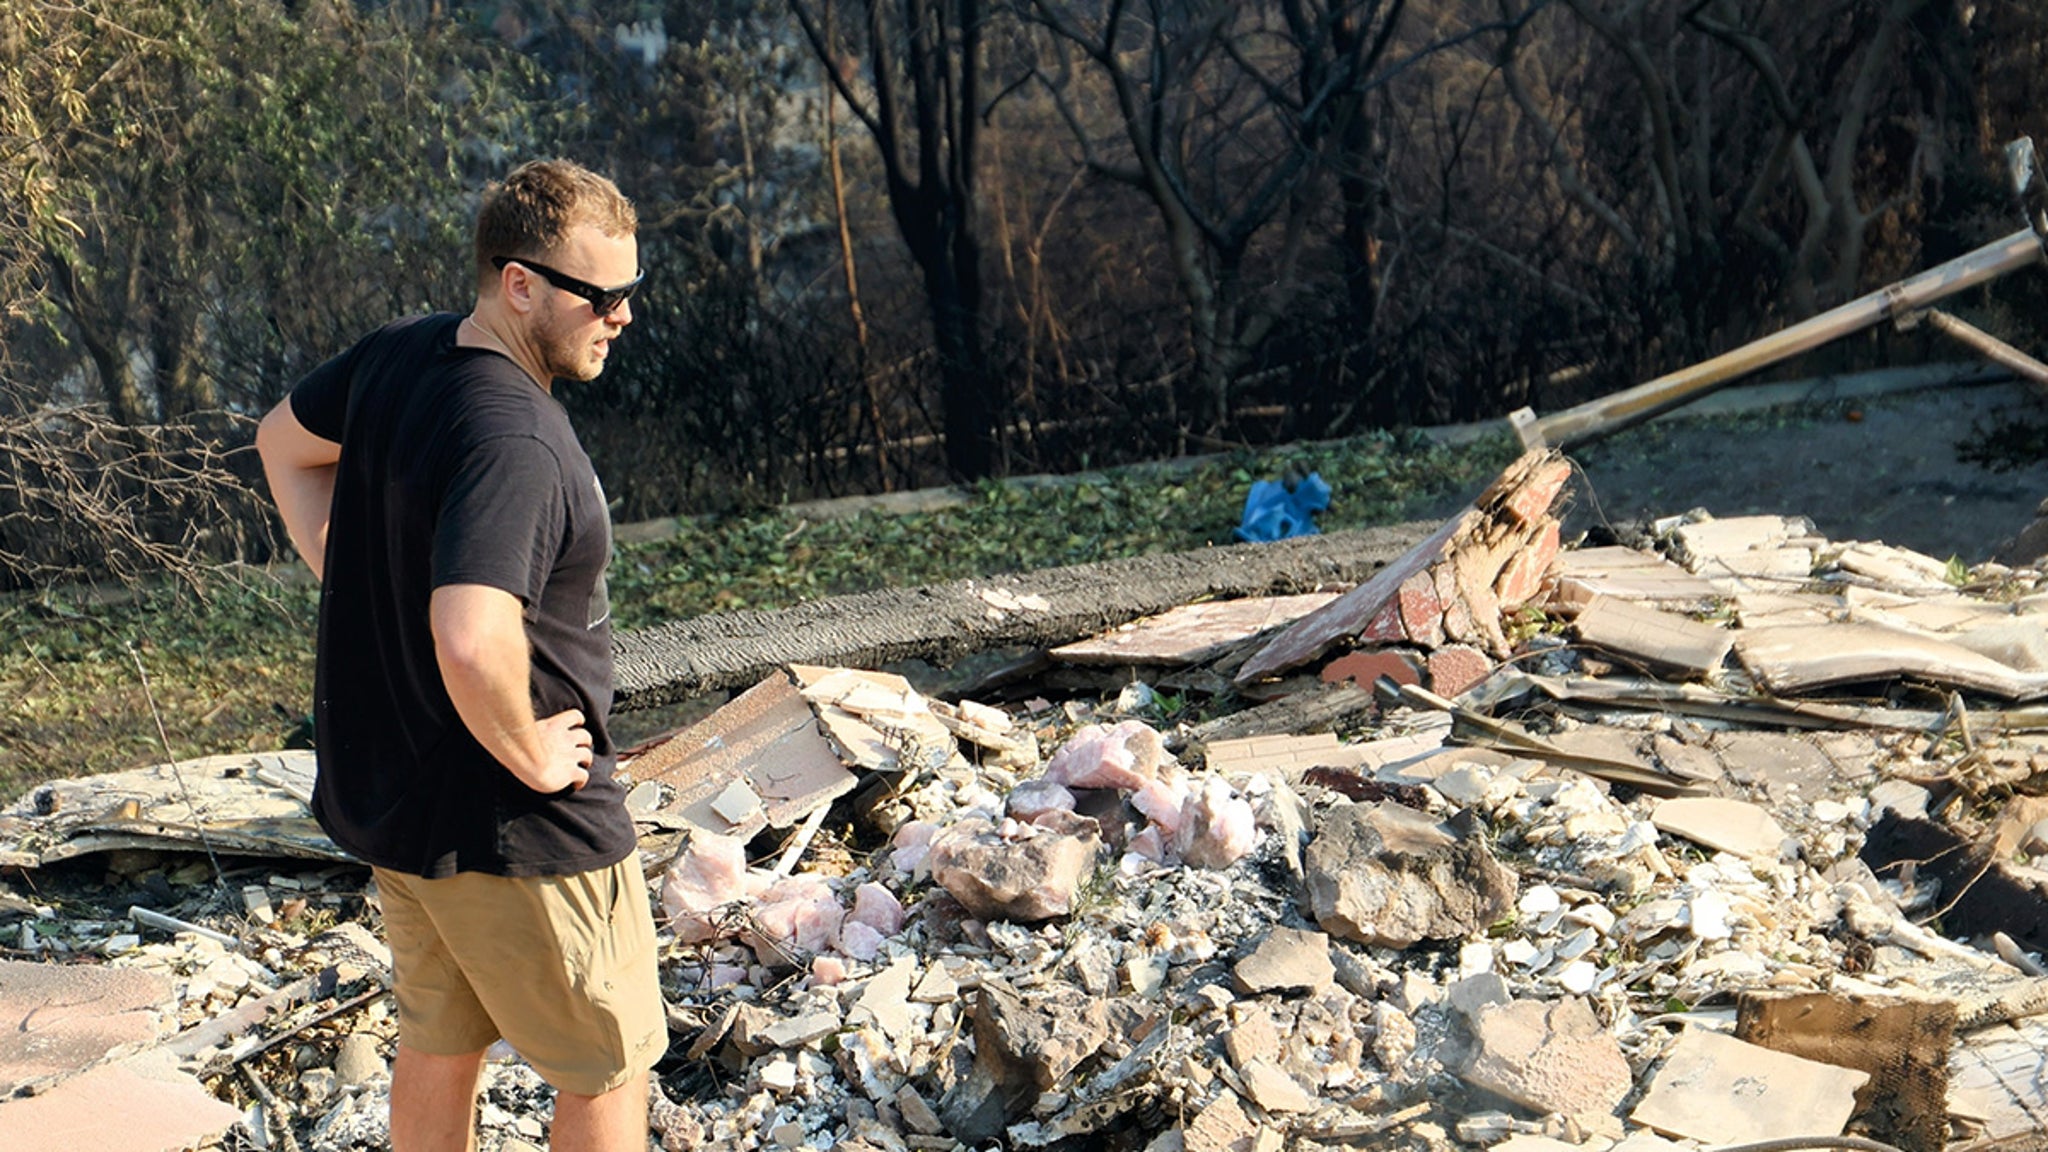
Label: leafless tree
xmin=788 ymin=0 xmax=1001 ymax=479
xmin=1022 ymin=0 xmax=1413 ymax=443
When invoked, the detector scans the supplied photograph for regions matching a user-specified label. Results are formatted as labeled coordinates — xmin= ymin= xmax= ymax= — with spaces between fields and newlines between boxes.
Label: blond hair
xmin=474 ymin=159 xmax=636 ymax=281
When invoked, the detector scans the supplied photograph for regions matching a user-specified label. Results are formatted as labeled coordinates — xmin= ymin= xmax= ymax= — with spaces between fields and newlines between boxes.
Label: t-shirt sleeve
xmin=288 ymin=340 xmax=360 ymax=444
xmin=432 ymin=434 xmax=565 ymax=616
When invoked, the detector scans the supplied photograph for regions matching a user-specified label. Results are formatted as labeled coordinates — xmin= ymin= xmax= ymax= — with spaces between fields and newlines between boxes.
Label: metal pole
xmin=1525 ymin=227 xmax=2046 ymax=450
xmin=1919 ymin=308 xmax=2048 ymax=395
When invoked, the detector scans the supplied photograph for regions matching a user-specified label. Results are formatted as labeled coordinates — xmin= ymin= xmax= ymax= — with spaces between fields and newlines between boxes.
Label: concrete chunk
xmin=1231 ymin=927 xmax=1335 ymax=997
xmin=1459 ymin=997 xmax=1632 ymax=1119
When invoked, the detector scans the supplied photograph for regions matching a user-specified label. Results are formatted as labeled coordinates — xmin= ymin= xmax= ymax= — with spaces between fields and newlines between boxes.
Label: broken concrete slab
xmin=1629 ymin=1028 xmax=1868 ymax=1144
xmin=0 ymin=1049 xmax=242 ymax=1152
xmin=614 ymin=523 xmax=1438 ymax=709
xmin=0 ymin=960 xmax=173 ymax=1096
xmin=1458 ymin=997 xmax=1632 ymax=1120
xmin=1230 ymin=927 xmax=1335 ymax=997
xmin=1649 ymin=797 xmax=1790 ymax=862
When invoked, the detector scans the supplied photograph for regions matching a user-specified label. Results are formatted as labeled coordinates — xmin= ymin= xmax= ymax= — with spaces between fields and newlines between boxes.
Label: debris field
xmin=8 ymin=448 xmax=2048 ymax=1152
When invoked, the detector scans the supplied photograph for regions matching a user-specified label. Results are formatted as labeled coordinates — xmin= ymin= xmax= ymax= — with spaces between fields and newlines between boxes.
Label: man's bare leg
xmin=549 ymin=1069 xmax=650 ymax=1152
xmin=390 ymin=1044 xmax=486 ymax=1152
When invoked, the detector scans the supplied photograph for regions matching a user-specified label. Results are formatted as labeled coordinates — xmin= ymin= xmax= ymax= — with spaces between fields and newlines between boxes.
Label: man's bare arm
xmin=255 ymin=400 xmax=341 ymax=581
xmin=430 ymin=583 xmax=592 ymax=794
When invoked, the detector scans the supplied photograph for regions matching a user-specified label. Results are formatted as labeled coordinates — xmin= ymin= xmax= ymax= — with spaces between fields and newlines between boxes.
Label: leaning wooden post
xmin=1522 ymin=226 xmax=2047 ymax=451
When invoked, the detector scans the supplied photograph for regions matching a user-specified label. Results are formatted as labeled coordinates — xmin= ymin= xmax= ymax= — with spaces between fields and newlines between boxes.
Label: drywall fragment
xmin=1650 ymin=797 xmax=1790 ymax=862
xmin=1630 ymin=1029 xmax=1868 ymax=1144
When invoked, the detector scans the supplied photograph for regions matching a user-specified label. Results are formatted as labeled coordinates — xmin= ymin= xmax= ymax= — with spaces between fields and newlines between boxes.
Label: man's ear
xmin=499 ymin=262 xmax=538 ymax=314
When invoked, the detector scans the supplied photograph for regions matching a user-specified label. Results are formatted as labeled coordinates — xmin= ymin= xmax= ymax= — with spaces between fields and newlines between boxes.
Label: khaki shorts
xmin=374 ymin=858 xmax=667 ymax=1096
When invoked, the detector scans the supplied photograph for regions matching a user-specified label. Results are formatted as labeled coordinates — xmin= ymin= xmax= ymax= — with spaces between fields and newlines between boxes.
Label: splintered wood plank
xmin=1551 ymin=547 xmax=1720 ymax=610
xmin=1051 ymin=593 xmax=1342 ymax=666
xmin=1235 ymin=512 xmax=1476 ymax=682
xmin=1949 ymin=1019 xmax=2048 ymax=1142
xmin=1734 ymin=622 xmax=2048 ymax=700
xmin=1572 ymin=595 xmax=1734 ymax=678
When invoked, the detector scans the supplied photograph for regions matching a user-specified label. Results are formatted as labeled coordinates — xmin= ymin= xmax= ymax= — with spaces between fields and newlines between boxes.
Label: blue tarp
xmin=1234 ymin=472 xmax=1330 ymax=542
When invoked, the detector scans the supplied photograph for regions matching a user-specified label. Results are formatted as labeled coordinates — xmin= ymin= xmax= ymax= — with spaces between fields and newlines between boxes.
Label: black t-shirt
xmin=289 ymin=313 xmax=635 ymax=878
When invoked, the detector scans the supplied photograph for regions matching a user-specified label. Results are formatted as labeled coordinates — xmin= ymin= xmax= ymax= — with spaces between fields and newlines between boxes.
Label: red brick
xmin=1320 ymin=648 xmax=1426 ymax=688
xmin=1359 ymin=597 xmax=1407 ymax=644
xmin=1396 ymin=571 xmax=1446 ymax=648
xmin=1495 ymin=519 xmax=1563 ymax=608
xmin=1497 ymin=456 xmax=1573 ymax=527
xmin=1427 ymin=644 xmax=1495 ymax=699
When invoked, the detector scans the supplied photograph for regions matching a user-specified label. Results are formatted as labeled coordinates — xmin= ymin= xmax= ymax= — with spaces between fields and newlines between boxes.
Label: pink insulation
xmin=1043 ymin=720 xmax=1166 ymax=791
xmin=1174 ymin=777 xmax=1259 ymax=870
xmin=659 ymin=831 xmax=755 ymax=943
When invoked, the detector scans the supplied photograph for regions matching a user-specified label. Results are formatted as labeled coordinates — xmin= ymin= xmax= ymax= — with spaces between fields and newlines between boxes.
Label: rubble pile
xmin=10 ymin=451 xmax=2048 ymax=1150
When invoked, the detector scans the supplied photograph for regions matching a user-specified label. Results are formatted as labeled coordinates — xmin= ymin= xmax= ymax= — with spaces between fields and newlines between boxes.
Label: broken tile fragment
xmin=1571 ymin=594 xmax=1734 ymax=678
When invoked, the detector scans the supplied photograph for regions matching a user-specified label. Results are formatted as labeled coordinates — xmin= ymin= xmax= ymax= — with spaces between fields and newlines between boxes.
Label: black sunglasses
xmin=492 ymin=255 xmax=644 ymax=318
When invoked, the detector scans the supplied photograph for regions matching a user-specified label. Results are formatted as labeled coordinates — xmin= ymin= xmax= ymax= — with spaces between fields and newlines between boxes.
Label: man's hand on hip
xmin=532 ymin=708 xmax=594 ymax=793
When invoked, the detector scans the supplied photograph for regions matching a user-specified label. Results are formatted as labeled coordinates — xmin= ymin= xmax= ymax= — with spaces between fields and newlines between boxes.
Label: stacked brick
xmin=1235 ymin=449 xmax=1571 ymax=699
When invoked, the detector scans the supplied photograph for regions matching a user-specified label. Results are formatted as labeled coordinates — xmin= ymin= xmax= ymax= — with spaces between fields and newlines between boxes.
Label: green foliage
xmin=2 ymin=0 xmax=549 ymax=416
xmin=0 ymin=431 xmax=1514 ymax=795
xmin=609 ymin=430 xmax=1517 ymax=627
xmin=0 ymin=573 xmax=318 ymax=802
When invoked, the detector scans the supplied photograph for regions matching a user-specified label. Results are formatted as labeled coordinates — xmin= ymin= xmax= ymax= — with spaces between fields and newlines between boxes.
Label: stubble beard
xmin=537 ymin=309 xmax=607 ymax=384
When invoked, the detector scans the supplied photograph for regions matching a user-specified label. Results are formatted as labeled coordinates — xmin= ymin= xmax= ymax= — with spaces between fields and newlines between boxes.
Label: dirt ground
xmin=1553 ymin=378 xmax=2048 ymax=564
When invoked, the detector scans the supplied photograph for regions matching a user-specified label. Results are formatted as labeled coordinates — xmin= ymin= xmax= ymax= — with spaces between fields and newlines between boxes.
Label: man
xmin=257 ymin=159 xmax=665 ymax=1152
